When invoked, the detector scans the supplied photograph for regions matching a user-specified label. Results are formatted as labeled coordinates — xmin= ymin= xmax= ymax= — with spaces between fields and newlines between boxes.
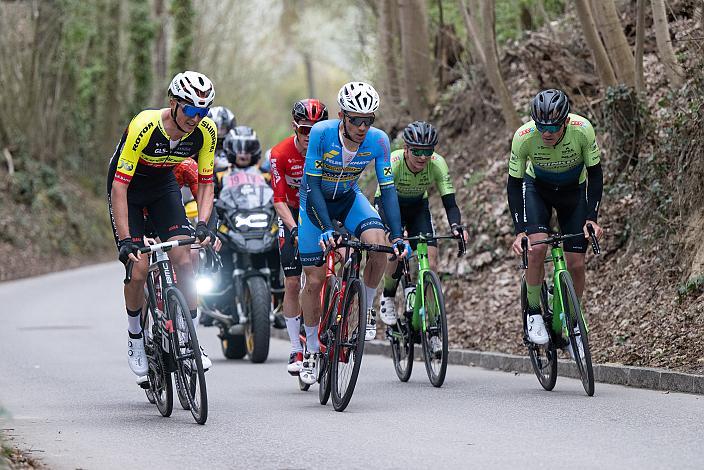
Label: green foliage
xmin=677 ymin=275 xmax=704 ymax=301
xmin=128 ymin=0 xmax=155 ymax=117
xmin=170 ymin=0 xmax=194 ymax=76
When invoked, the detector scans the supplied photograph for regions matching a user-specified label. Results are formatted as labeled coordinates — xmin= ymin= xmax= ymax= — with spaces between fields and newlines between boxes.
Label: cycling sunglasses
xmin=536 ymin=121 xmax=564 ymax=133
xmin=294 ymin=122 xmax=314 ymax=136
xmin=410 ymin=147 xmax=434 ymax=157
xmin=179 ymin=102 xmax=210 ymax=119
xmin=344 ymin=113 xmax=375 ymax=127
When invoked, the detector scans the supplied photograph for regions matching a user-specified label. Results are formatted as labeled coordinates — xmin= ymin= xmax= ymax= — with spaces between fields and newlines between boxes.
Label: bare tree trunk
xmin=459 ymin=0 xmax=487 ymax=66
xmin=592 ymin=0 xmax=636 ymax=87
xmin=635 ymin=0 xmax=646 ymax=93
xmin=378 ymin=0 xmax=402 ymax=106
xmin=576 ymin=0 xmax=617 ymax=88
xmin=651 ymin=0 xmax=683 ymax=87
xmin=303 ymin=52 xmax=316 ymax=98
xmin=153 ymin=0 xmax=167 ymax=103
xmin=398 ymin=0 xmax=435 ymax=119
xmin=479 ymin=0 xmax=520 ymax=130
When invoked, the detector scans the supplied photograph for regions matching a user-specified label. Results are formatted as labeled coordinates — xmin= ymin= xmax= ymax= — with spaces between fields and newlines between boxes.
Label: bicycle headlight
xmin=196 ymin=276 xmax=214 ymax=293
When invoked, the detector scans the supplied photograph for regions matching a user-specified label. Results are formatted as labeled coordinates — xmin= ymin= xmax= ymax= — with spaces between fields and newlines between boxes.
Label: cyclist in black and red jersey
xmin=269 ymin=98 xmax=328 ymax=376
xmin=107 ymin=71 xmax=217 ymax=382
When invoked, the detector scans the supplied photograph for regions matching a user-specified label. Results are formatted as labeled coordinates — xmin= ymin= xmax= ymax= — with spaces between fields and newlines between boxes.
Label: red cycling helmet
xmin=292 ymin=99 xmax=328 ymax=123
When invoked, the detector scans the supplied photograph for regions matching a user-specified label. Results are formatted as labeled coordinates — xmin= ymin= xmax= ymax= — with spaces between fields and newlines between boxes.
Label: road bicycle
xmin=124 ymin=237 xmax=209 ymax=424
xmin=520 ymin=224 xmax=600 ymax=396
xmin=386 ymin=230 xmax=465 ymax=387
xmin=314 ymin=234 xmax=396 ymax=412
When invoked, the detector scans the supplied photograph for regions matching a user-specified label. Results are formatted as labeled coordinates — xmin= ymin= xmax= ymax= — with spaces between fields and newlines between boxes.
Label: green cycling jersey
xmin=509 ymin=113 xmax=600 ymax=186
xmin=375 ymin=149 xmax=455 ymax=203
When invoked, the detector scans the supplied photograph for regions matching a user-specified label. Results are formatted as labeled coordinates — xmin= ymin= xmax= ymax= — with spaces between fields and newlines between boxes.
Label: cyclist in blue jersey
xmin=296 ymin=81 xmax=410 ymax=384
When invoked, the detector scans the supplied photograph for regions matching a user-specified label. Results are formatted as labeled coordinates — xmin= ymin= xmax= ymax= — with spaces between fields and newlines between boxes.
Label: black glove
xmin=451 ymin=223 xmax=463 ymax=238
xmin=118 ymin=237 xmax=138 ymax=265
xmin=195 ymin=221 xmax=210 ymax=242
xmin=290 ymin=226 xmax=298 ymax=240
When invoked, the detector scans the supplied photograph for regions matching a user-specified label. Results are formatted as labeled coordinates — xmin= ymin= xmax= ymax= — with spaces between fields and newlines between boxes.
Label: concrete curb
xmin=271 ymin=328 xmax=703 ymax=394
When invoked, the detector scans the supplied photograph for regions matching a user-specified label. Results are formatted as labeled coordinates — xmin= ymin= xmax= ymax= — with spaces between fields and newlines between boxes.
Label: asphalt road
xmin=1 ymin=263 xmax=702 ymax=469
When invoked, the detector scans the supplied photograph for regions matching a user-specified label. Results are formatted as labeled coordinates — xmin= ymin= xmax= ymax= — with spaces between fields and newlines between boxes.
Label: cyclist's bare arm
xmin=274 ymin=201 xmax=297 ymax=231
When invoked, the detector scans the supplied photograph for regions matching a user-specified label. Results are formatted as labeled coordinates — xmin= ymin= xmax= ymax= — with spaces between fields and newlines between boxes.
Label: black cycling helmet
xmin=402 ymin=121 xmax=439 ymax=148
xmin=223 ymin=126 xmax=262 ymax=166
xmin=292 ymin=99 xmax=328 ymax=123
xmin=530 ymin=89 xmax=570 ymax=126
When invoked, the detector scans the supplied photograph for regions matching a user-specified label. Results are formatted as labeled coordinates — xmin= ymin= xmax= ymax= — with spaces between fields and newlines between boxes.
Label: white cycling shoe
xmin=199 ymin=346 xmax=212 ymax=371
xmin=565 ymin=332 xmax=585 ymax=360
xmin=128 ymin=336 xmax=149 ymax=376
xmin=299 ymin=352 xmax=317 ymax=385
xmin=526 ymin=313 xmax=549 ymax=345
xmin=365 ymin=309 xmax=377 ymax=341
xmin=379 ymin=296 xmax=397 ymax=326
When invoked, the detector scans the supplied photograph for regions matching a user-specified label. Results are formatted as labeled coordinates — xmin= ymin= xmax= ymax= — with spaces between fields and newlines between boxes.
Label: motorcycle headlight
xmin=196 ymin=276 xmax=214 ymax=293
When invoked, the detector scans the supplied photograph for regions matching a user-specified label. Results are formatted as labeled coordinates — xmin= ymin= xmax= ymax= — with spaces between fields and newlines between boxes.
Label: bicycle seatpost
xmin=521 ymin=237 xmax=529 ymax=270
xmin=586 ymin=223 xmax=601 ymax=255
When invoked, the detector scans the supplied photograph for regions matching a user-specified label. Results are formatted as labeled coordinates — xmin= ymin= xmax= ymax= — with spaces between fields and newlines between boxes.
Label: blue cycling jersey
xmin=299 ymin=119 xmax=402 ymax=239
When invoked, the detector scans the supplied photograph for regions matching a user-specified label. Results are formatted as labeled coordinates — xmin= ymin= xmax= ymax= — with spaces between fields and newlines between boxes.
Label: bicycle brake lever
xmin=521 ymin=237 xmax=529 ymax=269
xmin=586 ymin=224 xmax=601 ymax=255
xmin=124 ymin=260 xmax=134 ymax=285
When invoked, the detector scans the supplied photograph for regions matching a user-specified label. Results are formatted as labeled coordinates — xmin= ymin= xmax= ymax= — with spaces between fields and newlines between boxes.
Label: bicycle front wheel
xmin=559 ymin=272 xmax=594 ymax=396
xmin=318 ymin=275 xmax=339 ymax=405
xmin=420 ymin=271 xmax=448 ymax=387
xmin=331 ymin=278 xmax=367 ymax=412
xmin=167 ymin=287 xmax=209 ymax=424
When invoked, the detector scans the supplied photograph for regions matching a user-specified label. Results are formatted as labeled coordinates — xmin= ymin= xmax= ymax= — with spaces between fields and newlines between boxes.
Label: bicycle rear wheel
xmin=420 ymin=271 xmax=448 ymax=387
xmin=167 ymin=287 xmax=209 ymax=424
xmin=521 ymin=277 xmax=558 ymax=391
xmin=559 ymin=272 xmax=594 ymax=396
xmin=331 ymin=278 xmax=367 ymax=412
xmin=318 ymin=275 xmax=339 ymax=405
xmin=389 ymin=280 xmax=413 ymax=382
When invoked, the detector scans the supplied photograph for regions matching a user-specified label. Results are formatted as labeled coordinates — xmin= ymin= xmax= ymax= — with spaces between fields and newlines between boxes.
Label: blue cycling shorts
xmin=298 ymin=190 xmax=385 ymax=266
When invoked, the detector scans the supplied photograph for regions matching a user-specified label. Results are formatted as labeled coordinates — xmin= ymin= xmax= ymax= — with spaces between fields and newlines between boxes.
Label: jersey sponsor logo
xmin=358 ymin=152 xmax=371 ymax=157
xmin=383 ymin=167 xmax=392 ymax=176
xmin=323 ymin=150 xmax=339 ymax=160
xmin=132 ymin=121 xmax=154 ymax=151
xmin=153 ymin=148 xmax=168 ymax=155
xmin=201 ymin=120 xmax=217 ymax=153
xmin=570 ymin=121 xmax=585 ymax=127
xmin=519 ymin=127 xmax=534 ymax=137
xmin=117 ymin=159 xmax=134 ymax=172
xmin=291 ymin=165 xmax=303 ymax=171
xmin=314 ymin=160 xmax=323 ymax=169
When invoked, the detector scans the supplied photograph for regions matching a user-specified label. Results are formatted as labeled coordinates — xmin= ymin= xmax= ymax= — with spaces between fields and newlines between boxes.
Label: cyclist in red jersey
xmin=270 ymin=98 xmax=328 ymax=375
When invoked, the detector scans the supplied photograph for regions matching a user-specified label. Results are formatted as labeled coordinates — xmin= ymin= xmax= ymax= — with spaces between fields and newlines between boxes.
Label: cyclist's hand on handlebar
xmin=195 ymin=221 xmax=212 ymax=247
xmin=319 ymin=229 xmax=337 ymax=250
xmin=291 ymin=226 xmax=299 ymax=247
xmin=118 ymin=237 xmax=141 ymax=265
xmin=451 ymin=223 xmax=468 ymax=242
xmin=583 ymin=220 xmax=603 ymax=240
xmin=392 ymin=238 xmax=412 ymax=260
xmin=511 ymin=232 xmax=530 ymax=256
xmin=213 ymin=237 xmax=222 ymax=252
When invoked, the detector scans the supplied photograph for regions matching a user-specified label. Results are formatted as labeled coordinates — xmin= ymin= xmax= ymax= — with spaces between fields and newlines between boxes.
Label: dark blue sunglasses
xmin=179 ymin=102 xmax=210 ymax=119
xmin=536 ymin=122 xmax=563 ymax=133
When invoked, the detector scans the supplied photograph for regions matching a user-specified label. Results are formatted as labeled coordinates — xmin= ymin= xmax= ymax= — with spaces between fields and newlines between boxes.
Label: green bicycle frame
xmin=547 ymin=245 xmax=588 ymax=338
xmin=410 ymin=235 xmax=432 ymax=334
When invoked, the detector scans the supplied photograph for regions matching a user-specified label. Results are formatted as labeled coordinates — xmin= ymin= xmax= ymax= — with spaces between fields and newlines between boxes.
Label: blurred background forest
xmin=1 ymin=0 xmax=703 ymax=372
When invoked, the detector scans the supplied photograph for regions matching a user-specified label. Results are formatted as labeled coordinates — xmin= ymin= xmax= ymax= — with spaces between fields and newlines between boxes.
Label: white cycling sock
xmin=304 ymin=324 xmax=320 ymax=353
xmin=285 ymin=316 xmax=303 ymax=353
xmin=127 ymin=307 xmax=142 ymax=337
xmin=364 ymin=285 xmax=377 ymax=312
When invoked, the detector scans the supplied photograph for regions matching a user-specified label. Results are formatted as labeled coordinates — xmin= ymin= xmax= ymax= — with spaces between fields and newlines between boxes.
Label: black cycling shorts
xmin=523 ymin=176 xmax=588 ymax=253
xmin=374 ymin=196 xmax=436 ymax=250
xmin=278 ymin=207 xmax=302 ymax=277
xmin=107 ymin=175 xmax=192 ymax=250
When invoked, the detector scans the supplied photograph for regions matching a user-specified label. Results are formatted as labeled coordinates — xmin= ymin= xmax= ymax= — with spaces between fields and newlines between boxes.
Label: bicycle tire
xmin=390 ymin=277 xmax=413 ymax=382
xmin=318 ymin=275 xmax=339 ymax=405
xmin=142 ymin=286 xmax=172 ymax=415
xmin=141 ymin=290 xmax=157 ymax=405
xmin=331 ymin=278 xmax=367 ymax=412
xmin=420 ymin=271 xmax=448 ymax=387
xmin=167 ymin=287 xmax=208 ymax=424
xmin=521 ymin=277 xmax=558 ymax=391
xmin=559 ymin=272 xmax=594 ymax=396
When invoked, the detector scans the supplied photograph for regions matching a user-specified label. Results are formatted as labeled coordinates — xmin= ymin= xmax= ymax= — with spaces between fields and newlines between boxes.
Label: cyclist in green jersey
xmin=375 ymin=121 xmax=467 ymax=325
xmin=506 ymin=89 xmax=603 ymax=347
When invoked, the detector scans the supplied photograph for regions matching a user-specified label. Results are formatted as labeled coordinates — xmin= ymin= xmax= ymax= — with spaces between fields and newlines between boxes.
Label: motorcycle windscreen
xmin=217 ymin=183 xmax=277 ymax=253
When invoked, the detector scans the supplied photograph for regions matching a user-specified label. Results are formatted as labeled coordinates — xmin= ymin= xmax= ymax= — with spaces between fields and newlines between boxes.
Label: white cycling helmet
xmin=337 ymin=81 xmax=380 ymax=114
xmin=169 ymin=71 xmax=215 ymax=107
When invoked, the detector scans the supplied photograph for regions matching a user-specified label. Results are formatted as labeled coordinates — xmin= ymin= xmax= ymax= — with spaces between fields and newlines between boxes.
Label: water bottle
xmin=404 ymin=286 xmax=415 ymax=313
